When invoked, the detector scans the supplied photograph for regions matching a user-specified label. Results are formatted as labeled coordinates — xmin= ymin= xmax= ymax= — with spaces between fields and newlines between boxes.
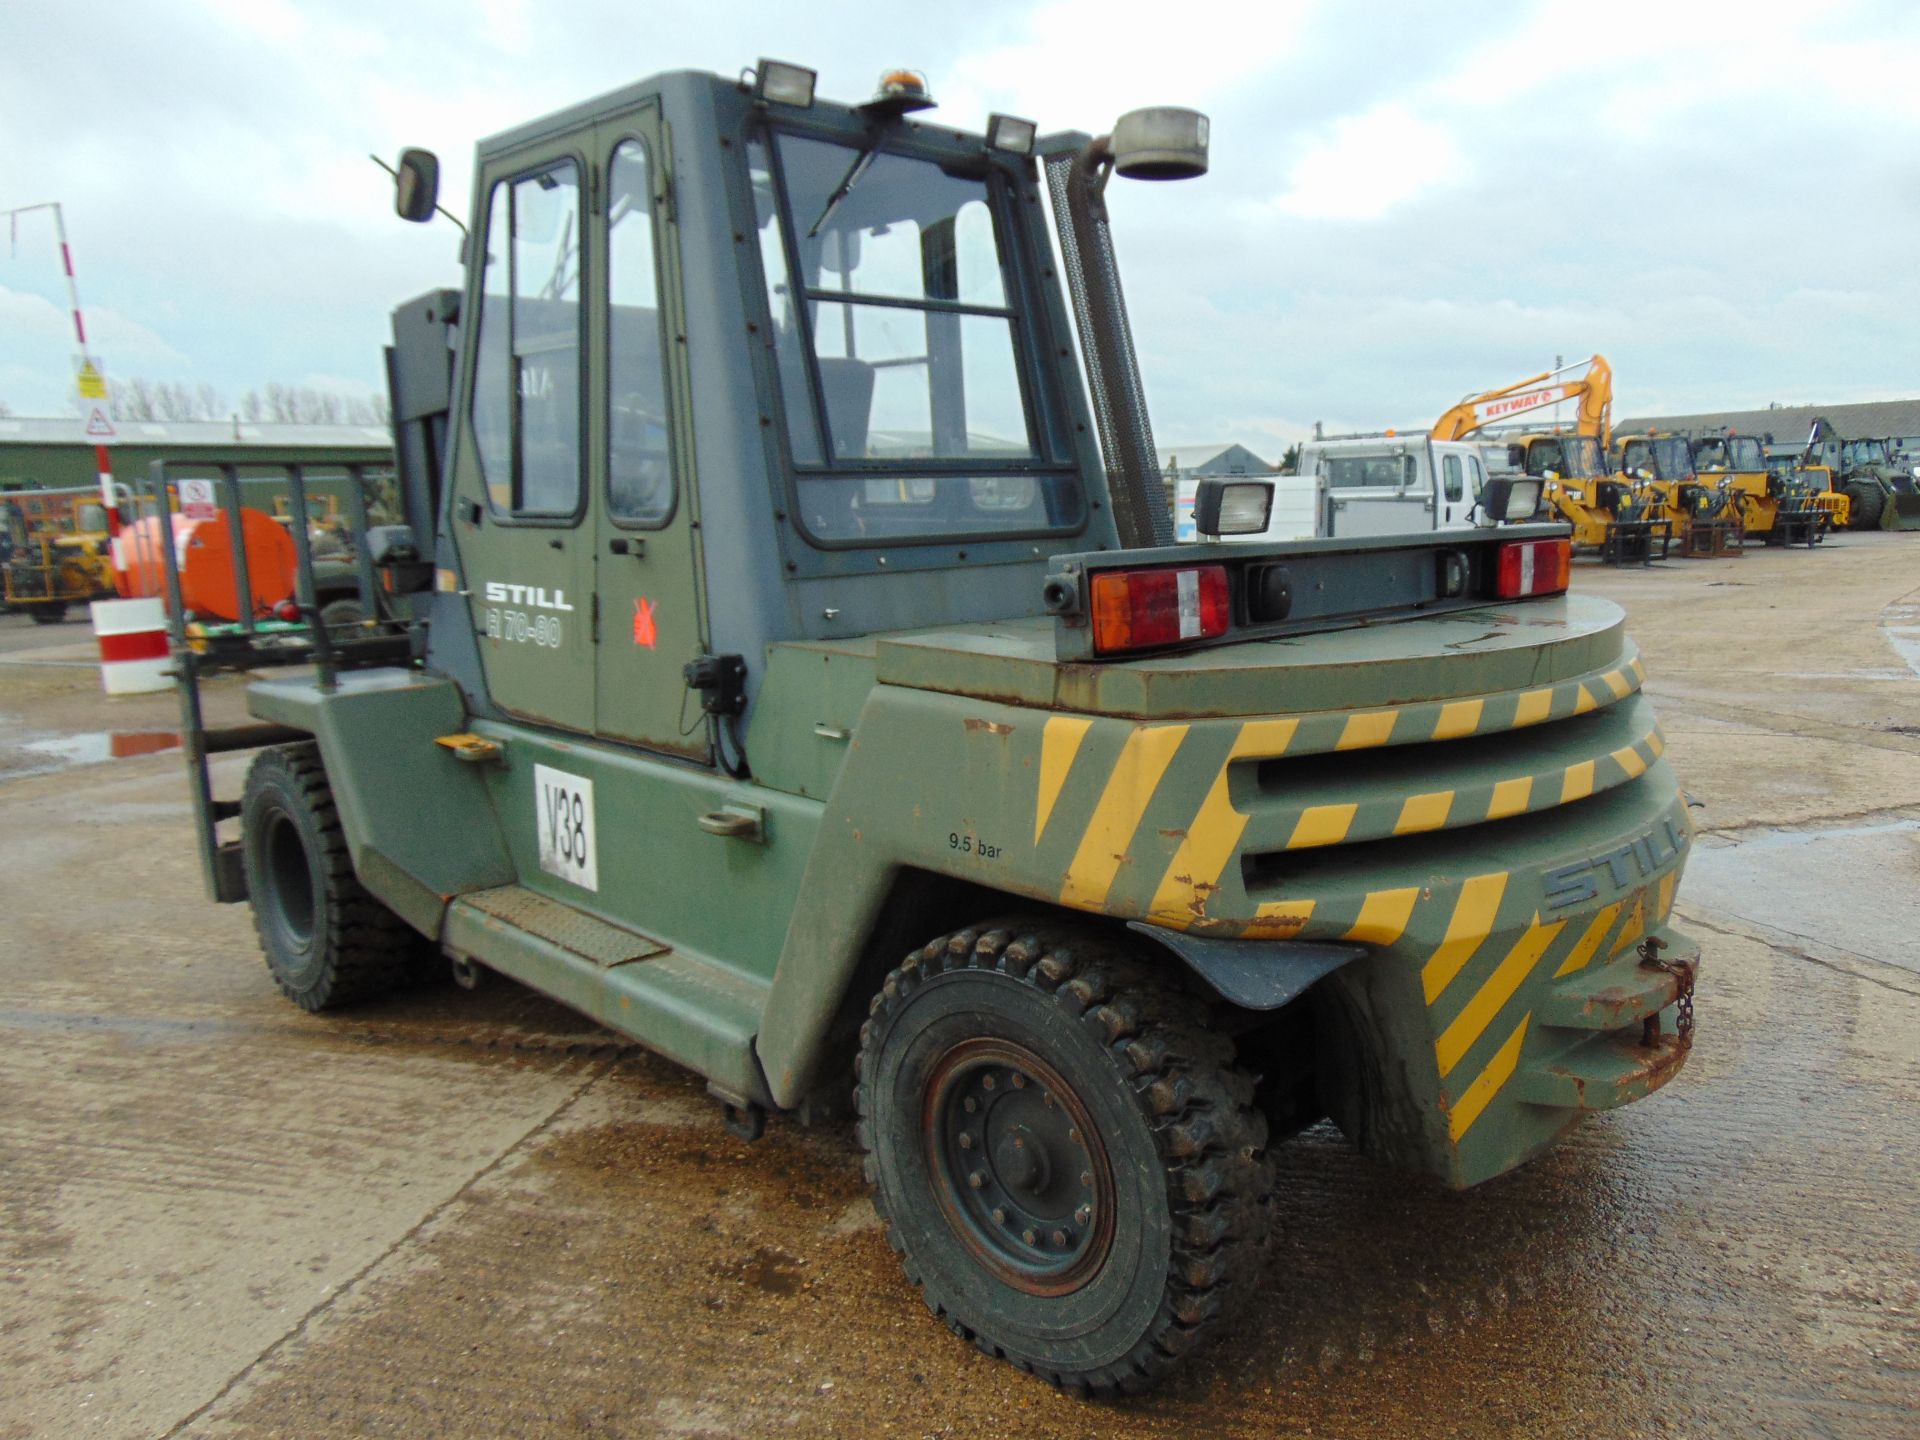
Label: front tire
xmin=856 ymin=922 xmax=1271 ymax=1396
xmin=29 ymin=604 xmax=67 ymax=624
xmin=1845 ymin=482 xmax=1885 ymax=530
xmin=240 ymin=743 xmax=419 ymax=1011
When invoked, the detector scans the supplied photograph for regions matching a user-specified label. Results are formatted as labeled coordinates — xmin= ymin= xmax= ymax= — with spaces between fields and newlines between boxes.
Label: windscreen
xmin=1651 ymin=437 xmax=1693 ymax=479
xmin=1523 ymin=437 xmax=1602 ymax=478
xmin=1843 ymin=439 xmax=1889 ymax=468
xmin=1726 ymin=436 xmax=1764 ymax=471
xmin=750 ymin=132 xmax=1083 ymax=545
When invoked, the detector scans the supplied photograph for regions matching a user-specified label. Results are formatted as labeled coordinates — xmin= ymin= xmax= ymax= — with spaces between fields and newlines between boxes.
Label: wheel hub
xmin=924 ymin=1038 xmax=1115 ymax=1296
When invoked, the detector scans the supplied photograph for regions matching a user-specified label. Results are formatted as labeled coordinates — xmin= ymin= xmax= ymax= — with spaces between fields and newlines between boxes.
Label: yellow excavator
xmin=1433 ymin=355 xmax=1672 ymax=563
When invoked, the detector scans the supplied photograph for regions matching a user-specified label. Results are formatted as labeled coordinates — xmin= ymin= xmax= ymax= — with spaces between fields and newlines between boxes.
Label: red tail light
xmin=1495 ymin=538 xmax=1571 ymax=599
xmin=1090 ymin=565 xmax=1230 ymax=654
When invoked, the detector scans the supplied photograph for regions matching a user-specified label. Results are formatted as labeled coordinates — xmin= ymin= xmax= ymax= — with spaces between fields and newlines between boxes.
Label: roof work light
xmin=985 ymin=113 xmax=1038 ymax=155
xmin=752 ymin=59 xmax=817 ymax=108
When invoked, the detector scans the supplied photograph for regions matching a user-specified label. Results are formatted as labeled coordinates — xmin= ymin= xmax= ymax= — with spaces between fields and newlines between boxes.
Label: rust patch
xmin=963 ymin=717 xmax=1014 ymax=735
xmin=1158 ymin=826 xmax=1189 ymax=840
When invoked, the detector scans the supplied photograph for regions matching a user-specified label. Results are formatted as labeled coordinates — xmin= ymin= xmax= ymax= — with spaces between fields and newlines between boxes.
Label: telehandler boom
xmin=162 ymin=64 xmax=1700 ymax=1395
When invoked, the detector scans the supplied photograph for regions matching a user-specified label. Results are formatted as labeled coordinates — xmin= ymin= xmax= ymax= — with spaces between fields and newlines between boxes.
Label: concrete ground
xmin=2 ymin=533 xmax=1918 ymax=1439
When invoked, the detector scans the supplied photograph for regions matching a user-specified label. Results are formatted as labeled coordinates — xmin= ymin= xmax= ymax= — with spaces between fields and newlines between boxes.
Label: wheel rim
xmin=262 ymin=809 xmax=316 ymax=948
xmin=922 ymin=1037 xmax=1116 ymax=1297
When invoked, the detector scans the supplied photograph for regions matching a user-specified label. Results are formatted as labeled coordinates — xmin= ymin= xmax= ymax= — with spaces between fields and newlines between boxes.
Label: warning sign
xmin=179 ymin=478 xmax=217 ymax=521
xmin=76 ymin=361 xmax=109 ymax=401
xmin=82 ymin=405 xmax=117 ymax=443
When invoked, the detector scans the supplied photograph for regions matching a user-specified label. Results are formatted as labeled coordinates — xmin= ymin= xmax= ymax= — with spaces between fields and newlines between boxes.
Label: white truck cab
xmin=1178 ymin=434 xmax=1492 ymax=544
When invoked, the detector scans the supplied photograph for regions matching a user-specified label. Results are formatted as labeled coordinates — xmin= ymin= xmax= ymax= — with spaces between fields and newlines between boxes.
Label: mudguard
xmin=1126 ymin=922 xmax=1367 ymax=1010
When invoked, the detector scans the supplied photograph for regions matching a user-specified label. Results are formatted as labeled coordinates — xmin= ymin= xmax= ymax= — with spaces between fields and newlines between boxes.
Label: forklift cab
xmin=410 ymin=69 xmax=1124 ymax=765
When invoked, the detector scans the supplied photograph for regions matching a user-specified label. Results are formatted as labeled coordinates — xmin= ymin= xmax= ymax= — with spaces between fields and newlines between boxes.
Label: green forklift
xmin=162 ymin=62 xmax=1700 ymax=1395
xmin=1800 ymin=418 xmax=1920 ymax=530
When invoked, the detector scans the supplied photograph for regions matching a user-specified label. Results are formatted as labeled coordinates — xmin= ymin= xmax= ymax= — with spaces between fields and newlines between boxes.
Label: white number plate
xmin=534 ymin=763 xmax=598 ymax=891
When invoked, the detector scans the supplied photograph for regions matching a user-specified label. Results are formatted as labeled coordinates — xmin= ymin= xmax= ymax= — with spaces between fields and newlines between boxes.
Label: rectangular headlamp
xmin=754 ymin=59 xmax=817 ymax=108
xmin=985 ymin=113 xmax=1038 ymax=155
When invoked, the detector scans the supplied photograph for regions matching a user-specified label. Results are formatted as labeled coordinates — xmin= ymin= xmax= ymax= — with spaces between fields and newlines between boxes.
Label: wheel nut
xmin=1075 ymin=1204 xmax=1092 ymax=1225
xmin=992 ymin=1207 xmax=1007 ymax=1225
xmin=1010 ymin=1072 xmax=1027 ymax=1089
xmin=968 ymin=1170 xmax=986 ymax=1189
xmin=1022 ymin=1228 xmax=1039 ymax=1246
xmin=1068 ymin=1127 xmax=1081 ymax=1144
xmin=963 ymin=1097 xmax=977 ymax=1114
xmin=1052 ymin=1229 xmax=1067 ymax=1247
xmin=1079 ymin=1171 xmax=1093 ymax=1188
xmin=982 ymin=1074 xmax=996 ymax=1091
xmin=958 ymin=1132 xmax=974 ymax=1150
xmin=1043 ymin=1091 xmax=1055 ymax=1108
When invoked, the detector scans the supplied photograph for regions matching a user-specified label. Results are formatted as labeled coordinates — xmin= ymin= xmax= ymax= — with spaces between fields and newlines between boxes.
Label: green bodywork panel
xmin=251 ymin=581 xmax=1696 ymax=1188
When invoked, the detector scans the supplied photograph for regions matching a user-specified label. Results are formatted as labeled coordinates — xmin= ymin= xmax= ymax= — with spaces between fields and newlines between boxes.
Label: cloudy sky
xmin=3 ymin=0 xmax=1916 ymax=455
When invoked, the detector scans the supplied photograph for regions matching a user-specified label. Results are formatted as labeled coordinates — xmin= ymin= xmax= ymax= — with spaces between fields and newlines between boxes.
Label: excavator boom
xmin=1432 ymin=354 xmax=1613 ymax=446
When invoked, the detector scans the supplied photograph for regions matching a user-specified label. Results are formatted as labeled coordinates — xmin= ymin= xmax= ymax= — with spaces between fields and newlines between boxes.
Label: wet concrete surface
xmin=3 ymin=539 xmax=1920 ymax=1439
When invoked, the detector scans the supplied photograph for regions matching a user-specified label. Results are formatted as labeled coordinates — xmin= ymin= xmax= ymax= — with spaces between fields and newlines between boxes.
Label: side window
xmin=1468 ymin=456 xmax=1485 ymax=494
xmin=469 ymin=160 xmax=584 ymax=518
xmin=1442 ymin=453 xmax=1464 ymax=502
xmin=606 ymin=139 xmax=672 ymax=524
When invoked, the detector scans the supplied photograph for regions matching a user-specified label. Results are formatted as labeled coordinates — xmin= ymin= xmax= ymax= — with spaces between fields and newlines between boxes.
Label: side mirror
xmin=1110 ymin=107 xmax=1209 ymax=180
xmin=1193 ymin=478 xmax=1273 ymax=537
xmin=394 ymin=148 xmax=441 ymax=224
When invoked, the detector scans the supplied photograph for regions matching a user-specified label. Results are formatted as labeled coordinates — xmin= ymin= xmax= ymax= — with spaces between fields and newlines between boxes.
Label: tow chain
xmin=1637 ymin=936 xmax=1695 ymax=1051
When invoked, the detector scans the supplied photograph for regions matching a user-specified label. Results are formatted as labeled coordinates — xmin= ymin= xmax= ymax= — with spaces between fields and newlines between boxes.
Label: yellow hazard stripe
xmin=1246 ymin=899 xmax=1315 ymax=939
xmin=1487 ymin=775 xmax=1533 ymax=820
xmin=1514 ymin=689 xmax=1553 ymax=727
xmin=1337 ymin=710 xmax=1398 ymax=750
xmin=1449 ymin=1017 xmax=1530 ymax=1141
xmin=1560 ymin=760 xmax=1596 ymax=804
xmin=1434 ymin=914 xmax=1566 ymax=1076
xmin=1611 ymin=742 xmax=1649 ymax=779
xmin=1657 ymin=872 xmax=1678 ymax=921
xmin=1145 ymin=718 xmax=1299 ymax=927
xmin=1611 ymin=895 xmax=1646 ymax=956
xmin=1059 ymin=725 xmax=1188 ymax=910
xmin=1394 ymin=791 xmax=1454 ymax=835
xmin=1601 ymin=668 xmax=1632 ymax=699
xmin=1288 ymin=803 xmax=1358 ymax=849
xmin=1342 ymin=888 xmax=1419 ymax=946
xmin=1034 ymin=716 xmax=1093 ymax=843
xmin=1572 ymin=684 xmax=1598 ymax=716
xmin=1554 ymin=901 xmax=1622 ymax=977
xmin=1421 ymin=873 xmax=1508 ymax=1004
xmin=1432 ymin=699 xmax=1484 ymax=741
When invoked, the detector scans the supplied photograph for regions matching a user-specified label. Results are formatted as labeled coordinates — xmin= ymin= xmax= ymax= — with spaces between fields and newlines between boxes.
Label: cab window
xmin=470 ymin=160 xmax=585 ymax=518
xmin=749 ymin=132 xmax=1083 ymax=545
xmin=606 ymin=139 xmax=673 ymax=525
xmin=1442 ymin=453 xmax=1463 ymax=502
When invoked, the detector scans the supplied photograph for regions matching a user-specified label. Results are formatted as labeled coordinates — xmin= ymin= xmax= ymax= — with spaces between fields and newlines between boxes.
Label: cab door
xmin=449 ymin=139 xmax=595 ymax=733
xmin=591 ymin=112 xmax=710 ymax=760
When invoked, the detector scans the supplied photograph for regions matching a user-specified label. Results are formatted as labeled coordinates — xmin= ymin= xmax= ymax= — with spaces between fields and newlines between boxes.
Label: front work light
xmin=1192 ymin=478 xmax=1274 ymax=538
xmin=753 ymin=59 xmax=817 ymax=108
xmin=985 ymin=113 xmax=1037 ymax=155
xmin=1477 ymin=476 xmax=1544 ymax=524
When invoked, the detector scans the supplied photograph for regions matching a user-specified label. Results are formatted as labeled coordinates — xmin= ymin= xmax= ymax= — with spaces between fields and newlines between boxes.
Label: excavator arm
xmin=1432 ymin=354 xmax=1613 ymax=446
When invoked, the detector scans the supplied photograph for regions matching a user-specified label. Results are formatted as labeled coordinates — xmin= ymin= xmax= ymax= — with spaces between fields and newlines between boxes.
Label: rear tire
xmin=241 ymin=742 xmax=419 ymax=1011
xmin=1845 ymin=482 xmax=1885 ymax=530
xmin=29 ymin=604 xmax=67 ymax=624
xmin=856 ymin=922 xmax=1271 ymax=1396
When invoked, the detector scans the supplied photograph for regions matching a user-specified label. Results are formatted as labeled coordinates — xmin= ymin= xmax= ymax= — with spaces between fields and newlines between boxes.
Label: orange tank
xmin=119 ymin=508 xmax=297 ymax=621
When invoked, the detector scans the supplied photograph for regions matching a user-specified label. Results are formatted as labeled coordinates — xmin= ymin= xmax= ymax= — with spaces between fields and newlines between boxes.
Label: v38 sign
xmin=534 ymin=763 xmax=598 ymax=891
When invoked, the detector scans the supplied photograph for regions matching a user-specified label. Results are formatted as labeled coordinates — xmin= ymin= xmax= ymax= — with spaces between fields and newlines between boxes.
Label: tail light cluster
xmin=1078 ymin=538 xmax=1569 ymax=657
xmin=1495 ymin=537 xmax=1571 ymax=598
xmin=1091 ymin=565 xmax=1229 ymax=654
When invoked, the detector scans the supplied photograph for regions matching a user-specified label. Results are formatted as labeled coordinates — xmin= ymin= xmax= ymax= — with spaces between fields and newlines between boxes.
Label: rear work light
xmin=1090 ymin=565 xmax=1230 ymax=654
xmin=1495 ymin=537 xmax=1571 ymax=599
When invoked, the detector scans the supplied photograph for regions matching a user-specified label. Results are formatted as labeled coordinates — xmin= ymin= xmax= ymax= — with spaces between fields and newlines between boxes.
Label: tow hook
xmin=1637 ymin=936 xmax=1696 ymax=1051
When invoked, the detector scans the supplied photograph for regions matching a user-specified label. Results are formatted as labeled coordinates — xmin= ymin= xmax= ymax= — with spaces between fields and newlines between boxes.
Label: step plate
xmin=458 ymin=884 xmax=669 ymax=968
